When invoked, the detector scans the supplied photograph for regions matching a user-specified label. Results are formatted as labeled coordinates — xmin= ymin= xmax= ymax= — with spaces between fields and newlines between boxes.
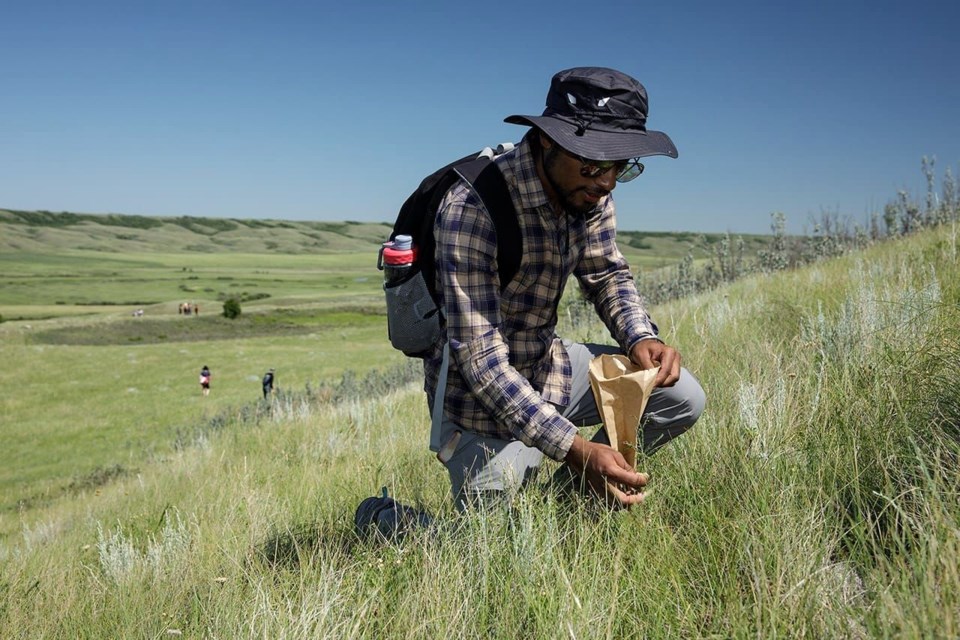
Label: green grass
xmin=1 ymin=213 xmax=957 ymax=637
xmin=0 ymin=316 xmax=404 ymax=518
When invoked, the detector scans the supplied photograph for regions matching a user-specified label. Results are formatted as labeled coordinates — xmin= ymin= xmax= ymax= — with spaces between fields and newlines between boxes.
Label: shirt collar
xmin=500 ymin=136 xmax=552 ymax=212
xmin=500 ymin=136 xmax=613 ymax=220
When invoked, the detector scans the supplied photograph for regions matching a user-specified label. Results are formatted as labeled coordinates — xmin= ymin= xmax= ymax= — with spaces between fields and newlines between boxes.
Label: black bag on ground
xmin=379 ymin=145 xmax=523 ymax=357
xmin=354 ymin=488 xmax=434 ymax=542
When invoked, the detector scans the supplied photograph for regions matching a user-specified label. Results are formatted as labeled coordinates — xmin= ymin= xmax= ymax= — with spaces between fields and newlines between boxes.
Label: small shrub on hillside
xmin=222 ymin=298 xmax=242 ymax=319
xmin=625 ymin=234 xmax=653 ymax=250
xmin=756 ymin=212 xmax=790 ymax=272
xmin=96 ymin=511 xmax=192 ymax=583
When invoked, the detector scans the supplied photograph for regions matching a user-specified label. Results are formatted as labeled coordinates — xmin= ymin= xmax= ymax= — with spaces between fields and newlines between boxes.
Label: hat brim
xmin=504 ymin=114 xmax=678 ymax=161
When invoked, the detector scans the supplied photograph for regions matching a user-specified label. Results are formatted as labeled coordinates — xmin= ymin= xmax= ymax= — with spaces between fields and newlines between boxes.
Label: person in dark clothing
xmin=262 ymin=368 xmax=275 ymax=399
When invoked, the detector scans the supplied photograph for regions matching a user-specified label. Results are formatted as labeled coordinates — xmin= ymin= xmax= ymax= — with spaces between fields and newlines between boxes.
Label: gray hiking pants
xmin=437 ymin=341 xmax=706 ymax=511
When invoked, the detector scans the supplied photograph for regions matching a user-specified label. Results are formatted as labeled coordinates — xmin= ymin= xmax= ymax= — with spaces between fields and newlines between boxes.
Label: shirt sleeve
xmin=436 ymin=184 xmax=576 ymax=461
xmin=574 ymin=200 xmax=659 ymax=352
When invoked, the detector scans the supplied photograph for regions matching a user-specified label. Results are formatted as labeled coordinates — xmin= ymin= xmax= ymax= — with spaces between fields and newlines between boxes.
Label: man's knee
xmin=445 ymin=436 xmax=543 ymax=510
xmin=653 ymin=369 xmax=706 ymax=428
xmin=680 ymin=376 xmax=706 ymax=427
xmin=641 ymin=372 xmax=706 ymax=454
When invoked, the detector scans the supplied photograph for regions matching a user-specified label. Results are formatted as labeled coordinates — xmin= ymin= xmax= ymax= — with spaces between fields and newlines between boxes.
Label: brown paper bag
xmin=587 ymin=354 xmax=659 ymax=468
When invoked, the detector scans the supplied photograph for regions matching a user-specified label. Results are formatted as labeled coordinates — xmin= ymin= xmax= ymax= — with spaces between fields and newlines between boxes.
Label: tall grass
xmin=1 ymin=222 xmax=957 ymax=637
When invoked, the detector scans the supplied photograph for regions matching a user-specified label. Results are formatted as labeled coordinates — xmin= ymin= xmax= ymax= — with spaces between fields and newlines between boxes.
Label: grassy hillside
xmin=1 ymin=223 xmax=956 ymax=637
xmin=0 ymin=207 xmax=772 ymax=268
xmin=0 ymin=208 xmax=394 ymax=254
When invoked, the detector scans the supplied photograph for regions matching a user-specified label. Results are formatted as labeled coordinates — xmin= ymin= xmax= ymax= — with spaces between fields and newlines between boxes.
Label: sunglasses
xmin=557 ymin=145 xmax=645 ymax=183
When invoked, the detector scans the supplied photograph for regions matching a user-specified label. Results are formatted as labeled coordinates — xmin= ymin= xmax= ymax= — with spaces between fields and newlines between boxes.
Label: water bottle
xmin=379 ymin=234 xmax=417 ymax=286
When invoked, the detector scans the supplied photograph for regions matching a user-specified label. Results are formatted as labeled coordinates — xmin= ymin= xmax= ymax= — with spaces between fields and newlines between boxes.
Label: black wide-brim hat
xmin=505 ymin=67 xmax=678 ymax=162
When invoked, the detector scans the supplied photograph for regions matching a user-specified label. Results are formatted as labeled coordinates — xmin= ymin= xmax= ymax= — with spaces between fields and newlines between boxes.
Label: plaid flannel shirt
xmin=424 ymin=136 xmax=658 ymax=461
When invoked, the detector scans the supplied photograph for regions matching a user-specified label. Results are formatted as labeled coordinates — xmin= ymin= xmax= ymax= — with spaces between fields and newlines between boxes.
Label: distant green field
xmin=0 ymin=249 xmax=382 ymax=312
xmin=0 ymin=217 xmax=409 ymax=524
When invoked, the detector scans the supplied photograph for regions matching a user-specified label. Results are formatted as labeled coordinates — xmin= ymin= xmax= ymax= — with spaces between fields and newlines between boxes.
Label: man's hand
xmin=630 ymin=340 xmax=681 ymax=387
xmin=564 ymin=434 xmax=649 ymax=508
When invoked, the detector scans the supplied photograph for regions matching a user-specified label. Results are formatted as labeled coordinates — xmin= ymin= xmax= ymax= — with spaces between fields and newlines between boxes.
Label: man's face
xmin=538 ymin=135 xmax=619 ymax=217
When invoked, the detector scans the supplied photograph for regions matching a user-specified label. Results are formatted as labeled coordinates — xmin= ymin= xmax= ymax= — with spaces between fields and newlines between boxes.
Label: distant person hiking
xmin=262 ymin=368 xmax=275 ymax=399
xmin=369 ymin=67 xmax=706 ymax=521
xmin=199 ymin=365 xmax=211 ymax=396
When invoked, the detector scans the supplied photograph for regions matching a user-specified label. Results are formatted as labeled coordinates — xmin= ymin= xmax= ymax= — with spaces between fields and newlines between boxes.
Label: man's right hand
xmin=563 ymin=434 xmax=649 ymax=508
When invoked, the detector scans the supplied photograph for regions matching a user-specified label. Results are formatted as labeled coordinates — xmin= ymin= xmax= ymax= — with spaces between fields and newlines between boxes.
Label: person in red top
xmin=199 ymin=365 xmax=211 ymax=396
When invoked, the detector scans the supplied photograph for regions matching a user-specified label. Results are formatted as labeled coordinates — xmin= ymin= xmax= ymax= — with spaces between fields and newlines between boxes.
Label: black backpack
xmin=392 ymin=147 xmax=522 ymax=301
xmin=380 ymin=146 xmax=523 ymax=356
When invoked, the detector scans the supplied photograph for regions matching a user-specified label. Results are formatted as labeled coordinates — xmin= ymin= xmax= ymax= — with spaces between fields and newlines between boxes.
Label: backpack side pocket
xmin=384 ymin=270 xmax=441 ymax=356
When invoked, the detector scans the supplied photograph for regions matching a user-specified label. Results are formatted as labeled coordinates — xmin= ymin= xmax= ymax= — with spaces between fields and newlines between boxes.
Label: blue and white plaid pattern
xmin=424 ymin=136 xmax=658 ymax=461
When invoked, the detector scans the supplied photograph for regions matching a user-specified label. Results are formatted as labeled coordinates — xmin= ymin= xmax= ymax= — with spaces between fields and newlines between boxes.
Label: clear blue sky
xmin=3 ymin=0 xmax=959 ymax=234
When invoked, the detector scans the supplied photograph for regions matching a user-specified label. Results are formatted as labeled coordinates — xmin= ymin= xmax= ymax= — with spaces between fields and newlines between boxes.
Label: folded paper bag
xmin=587 ymin=354 xmax=659 ymax=469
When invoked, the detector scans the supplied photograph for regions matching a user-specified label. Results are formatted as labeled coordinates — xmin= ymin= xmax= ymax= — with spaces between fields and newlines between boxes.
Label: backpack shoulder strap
xmin=454 ymin=158 xmax=522 ymax=293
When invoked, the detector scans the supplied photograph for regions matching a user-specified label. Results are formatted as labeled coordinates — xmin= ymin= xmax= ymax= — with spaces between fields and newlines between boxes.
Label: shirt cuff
xmin=535 ymin=412 xmax=578 ymax=462
xmin=625 ymin=333 xmax=662 ymax=356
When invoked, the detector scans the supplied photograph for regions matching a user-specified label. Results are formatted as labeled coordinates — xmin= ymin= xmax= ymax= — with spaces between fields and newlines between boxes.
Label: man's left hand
xmin=630 ymin=340 xmax=681 ymax=387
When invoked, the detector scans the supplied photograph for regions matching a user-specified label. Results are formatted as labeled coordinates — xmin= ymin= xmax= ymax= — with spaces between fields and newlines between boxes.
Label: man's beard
xmin=542 ymin=146 xmax=608 ymax=218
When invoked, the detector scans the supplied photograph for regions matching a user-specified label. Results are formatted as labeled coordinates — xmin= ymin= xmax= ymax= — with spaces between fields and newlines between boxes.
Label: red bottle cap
xmin=381 ymin=244 xmax=416 ymax=266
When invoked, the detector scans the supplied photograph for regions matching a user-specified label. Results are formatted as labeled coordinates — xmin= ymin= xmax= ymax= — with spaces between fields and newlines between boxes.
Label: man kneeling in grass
xmin=425 ymin=67 xmax=706 ymax=511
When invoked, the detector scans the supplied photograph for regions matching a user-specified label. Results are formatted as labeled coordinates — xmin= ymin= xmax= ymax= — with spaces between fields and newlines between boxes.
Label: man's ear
xmin=538 ymin=130 xmax=553 ymax=151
